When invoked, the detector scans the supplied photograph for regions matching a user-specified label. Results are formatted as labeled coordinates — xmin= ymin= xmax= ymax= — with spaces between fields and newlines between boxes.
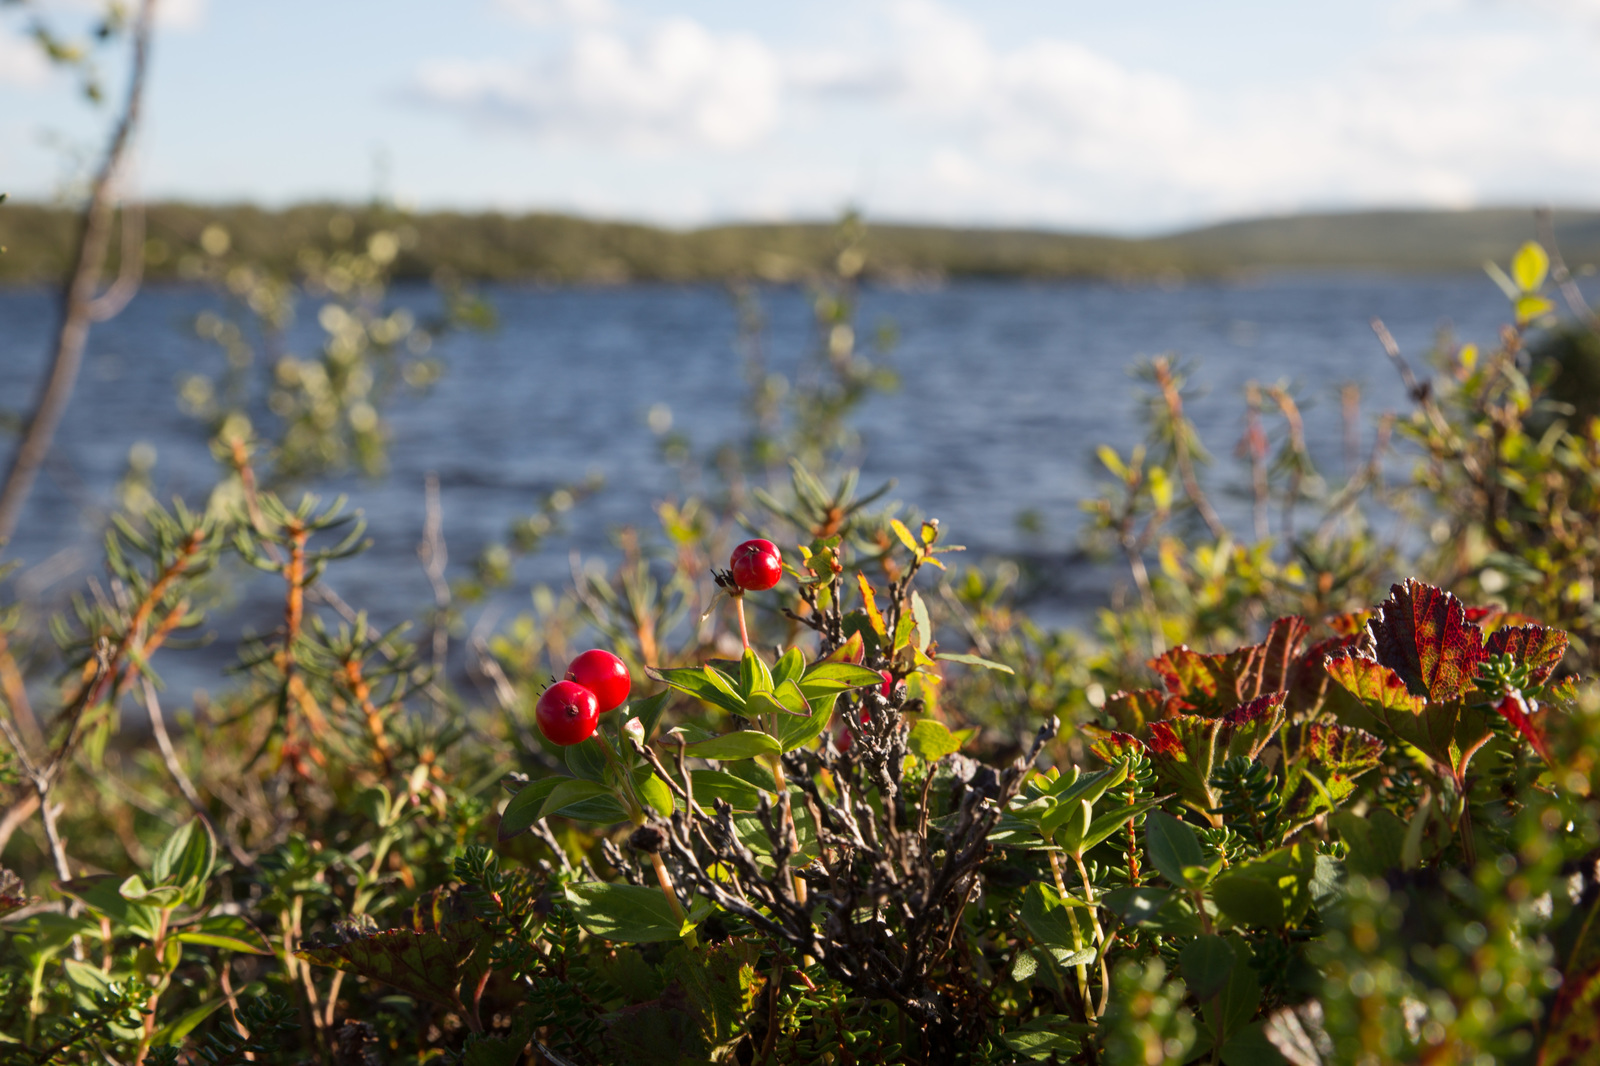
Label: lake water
xmin=0 ymin=274 xmax=1560 ymax=694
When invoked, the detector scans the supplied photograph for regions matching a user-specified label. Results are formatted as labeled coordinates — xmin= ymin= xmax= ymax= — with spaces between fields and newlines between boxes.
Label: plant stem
xmin=734 ymin=594 xmax=751 ymax=650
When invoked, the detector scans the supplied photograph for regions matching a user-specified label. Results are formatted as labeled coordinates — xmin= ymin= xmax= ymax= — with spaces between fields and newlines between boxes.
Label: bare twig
xmin=1535 ymin=207 xmax=1594 ymax=323
xmin=140 ymin=677 xmax=209 ymax=820
xmin=0 ymin=0 xmax=158 ymax=544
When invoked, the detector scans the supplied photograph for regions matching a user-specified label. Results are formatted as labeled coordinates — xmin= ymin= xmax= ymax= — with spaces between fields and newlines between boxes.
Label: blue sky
xmin=4 ymin=0 xmax=1600 ymax=231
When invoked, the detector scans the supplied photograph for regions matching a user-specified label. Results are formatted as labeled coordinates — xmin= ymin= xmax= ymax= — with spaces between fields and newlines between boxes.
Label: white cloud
xmin=416 ymin=17 xmax=779 ymax=152
xmin=410 ymin=0 xmax=1600 ymax=226
xmin=495 ymin=0 xmax=616 ymax=27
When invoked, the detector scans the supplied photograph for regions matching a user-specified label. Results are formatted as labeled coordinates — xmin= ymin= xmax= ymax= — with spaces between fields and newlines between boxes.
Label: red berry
xmin=838 ymin=728 xmax=853 ymax=753
xmin=879 ymin=670 xmax=895 ymax=699
xmin=565 ymin=649 xmax=631 ymax=712
xmin=730 ymin=539 xmax=782 ymax=592
xmin=536 ymin=681 xmax=599 ymax=746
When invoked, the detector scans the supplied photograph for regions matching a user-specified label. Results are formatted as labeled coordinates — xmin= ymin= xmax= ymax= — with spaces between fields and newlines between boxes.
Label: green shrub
xmin=1 ymin=228 xmax=1598 ymax=1066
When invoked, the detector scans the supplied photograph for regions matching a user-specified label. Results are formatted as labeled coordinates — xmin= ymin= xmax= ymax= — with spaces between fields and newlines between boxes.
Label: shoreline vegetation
xmin=3 ymin=201 xmax=1600 ymax=285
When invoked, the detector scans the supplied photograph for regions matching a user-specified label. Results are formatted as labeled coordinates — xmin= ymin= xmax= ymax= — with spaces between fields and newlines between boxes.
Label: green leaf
xmin=1075 ymin=798 xmax=1164 ymax=854
xmin=498 ymin=776 xmax=563 ymax=840
xmin=628 ymin=690 xmax=671 ymax=742
xmin=907 ymin=719 xmax=961 ymax=762
xmin=153 ymin=816 xmax=216 ymax=904
xmin=798 ymin=662 xmax=884 ymax=695
xmin=772 ymin=646 xmax=806 ymax=688
xmin=935 ymin=652 xmax=1014 ymax=674
xmin=566 ymin=737 xmax=609 ymax=782
xmin=565 ymin=882 xmax=686 ymax=943
xmin=1004 ymin=1029 xmax=1080 ymax=1060
xmin=1512 ymin=240 xmax=1549 ymax=293
xmin=1211 ymin=876 xmax=1284 ymax=929
xmin=690 ymin=769 xmax=764 ymax=811
xmin=739 ymin=648 xmax=773 ymax=697
xmin=1020 ymin=882 xmax=1088 ymax=953
xmin=1331 ymin=808 xmax=1406 ymax=877
xmin=174 ymin=914 xmax=273 ymax=955
xmin=151 ymin=998 xmax=226 ymax=1046
xmin=777 ymin=689 xmax=837 ymax=753
xmin=684 ymin=731 xmax=783 ymax=761
xmin=1212 ymin=935 xmax=1264 ymax=1047
xmin=646 ymin=665 xmax=746 ymax=716
xmin=1146 ymin=811 xmax=1207 ymax=888
xmin=636 ymin=772 xmax=675 ymax=817
xmin=1180 ymin=935 xmax=1236 ymax=1000
xmin=1100 ymin=887 xmax=1202 ymax=938
xmin=1219 ymin=1021 xmax=1288 ymax=1066
xmin=539 ymin=778 xmax=620 ymax=820
xmin=747 ymin=690 xmax=807 ymax=720
xmin=119 ymin=873 xmax=184 ymax=908
xmin=57 ymin=873 xmax=157 ymax=936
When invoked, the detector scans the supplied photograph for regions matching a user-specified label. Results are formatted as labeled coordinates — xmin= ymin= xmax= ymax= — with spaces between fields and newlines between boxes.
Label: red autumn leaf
xmin=1485 ymin=624 xmax=1569 ymax=687
xmin=1222 ymin=691 xmax=1283 ymax=726
xmin=1148 ymin=617 xmax=1308 ymax=717
xmin=1305 ymin=724 xmax=1384 ymax=774
xmin=1083 ymin=725 xmax=1147 ymax=766
xmin=1287 ymin=634 xmax=1362 ymax=717
xmin=1146 ymin=716 xmax=1222 ymax=813
xmin=1221 ymin=691 xmax=1287 ymax=761
xmin=1103 ymin=688 xmax=1190 ymax=733
xmin=1326 ymin=651 xmax=1493 ymax=783
xmin=1245 ymin=616 xmax=1310 ymax=698
xmin=1148 ymin=646 xmax=1228 ymax=707
xmin=1493 ymin=694 xmax=1552 ymax=762
xmin=1367 ymin=579 xmax=1486 ymax=702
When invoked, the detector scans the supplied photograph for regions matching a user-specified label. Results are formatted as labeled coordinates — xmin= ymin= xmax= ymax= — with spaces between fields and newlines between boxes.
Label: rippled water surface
xmin=0 ymin=274 xmax=1558 ymax=691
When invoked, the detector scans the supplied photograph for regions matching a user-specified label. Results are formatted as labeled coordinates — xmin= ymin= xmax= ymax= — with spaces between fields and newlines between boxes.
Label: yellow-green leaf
xmin=908 ymin=719 xmax=961 ymax=762
xmin=1512 ymin=240 xmax=1549 ymax=293
xmin=890 ymin=519 xmax=921 ymax=554
xmin=1097 ymin=445 xmax=1128 ymax=480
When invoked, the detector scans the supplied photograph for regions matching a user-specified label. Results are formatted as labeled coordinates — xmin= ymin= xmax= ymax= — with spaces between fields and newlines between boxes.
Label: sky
xmin=3 ymin=0 xmax=1600 ymax=232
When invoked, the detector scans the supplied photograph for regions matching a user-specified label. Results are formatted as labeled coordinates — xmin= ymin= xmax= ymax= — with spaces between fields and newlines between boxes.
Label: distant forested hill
xmin=2 ymin=201 xmax=1597 ymax=284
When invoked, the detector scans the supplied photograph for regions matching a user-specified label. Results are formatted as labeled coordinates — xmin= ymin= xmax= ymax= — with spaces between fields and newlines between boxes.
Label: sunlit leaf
xmin=1367 ymin=579 xmax=1486 ymax=701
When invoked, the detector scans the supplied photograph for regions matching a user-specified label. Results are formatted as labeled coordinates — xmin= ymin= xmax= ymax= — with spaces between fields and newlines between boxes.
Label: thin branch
xmin=140 ymin=677 xmax=209 ymax=820
xmin=0 ymin=0 xmax=158 ymax=545
xmin=1535 ymin=207 xmax=1594 ymax=323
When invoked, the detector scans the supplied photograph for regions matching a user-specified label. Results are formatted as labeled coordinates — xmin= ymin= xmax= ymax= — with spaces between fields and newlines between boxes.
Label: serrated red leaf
xmin=1485 ymin=624 xmax=1569 ymax=687
xmin=1146 ymin=716 xmax=1222 ymax=812
xmin=1287 ymin=634 xmax=1362 ymax=717
xmin=1103 ymin=688 xmax=1189 ymax=732
xmin=1367 ymin=579 xmax=1486 ymax=702
xmin=1305 ymin=724 xmax=1384 ymax=773
xmin=1147 ymin=618 xmax=1306 ymax=716
xmin=1222 ymin=691 xmax=1285 ymax=726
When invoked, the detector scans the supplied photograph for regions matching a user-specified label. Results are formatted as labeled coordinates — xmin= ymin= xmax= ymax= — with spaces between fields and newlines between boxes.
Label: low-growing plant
xmin=3 ymin=216 xmax=1600 ymax=1066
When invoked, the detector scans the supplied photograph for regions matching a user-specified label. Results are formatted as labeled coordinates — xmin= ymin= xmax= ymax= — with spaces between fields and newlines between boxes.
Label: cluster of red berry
xmin=533 ymin=539 xmax=785 ymax=746
xmin=535 ymin=649 xmax=630 ymax=746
